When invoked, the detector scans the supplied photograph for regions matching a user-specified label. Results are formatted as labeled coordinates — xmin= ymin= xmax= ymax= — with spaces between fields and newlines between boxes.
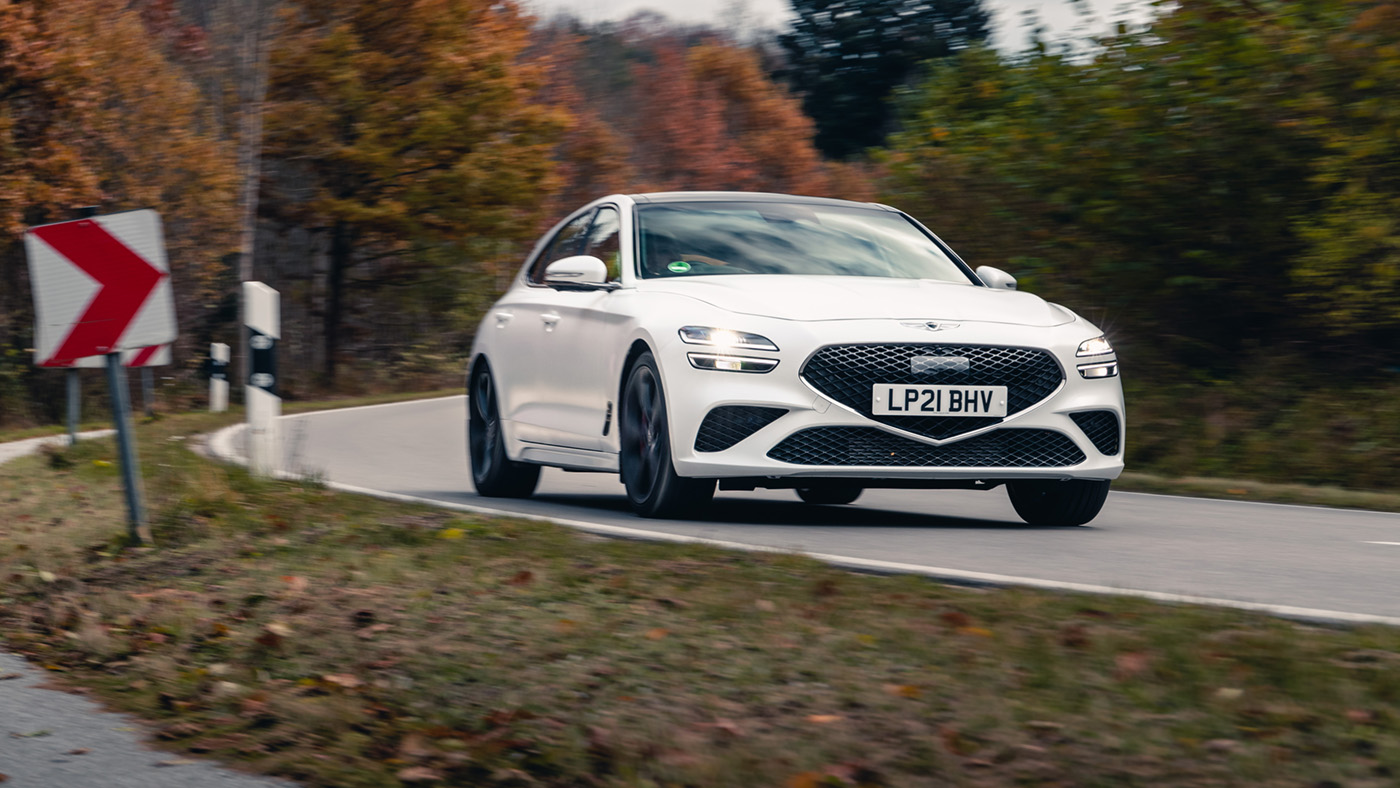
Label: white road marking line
xmin=1115 ymin=489 xmax=1400 ymax=517
xmin=1364 ymin=541 xmax=1400 ymax=546
xmin=203 ymin=419 xmax=1400 ymax=628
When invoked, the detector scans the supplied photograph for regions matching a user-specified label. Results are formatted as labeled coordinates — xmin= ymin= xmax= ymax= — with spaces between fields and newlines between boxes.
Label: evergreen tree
xmin=779 ymin=0 xmax=989 ymax=159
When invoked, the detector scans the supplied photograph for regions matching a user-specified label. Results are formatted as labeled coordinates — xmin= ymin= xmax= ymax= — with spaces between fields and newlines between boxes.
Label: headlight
xmin=686 ymin=353 xmax=779 ymax=373
xmin=1076 ymin=336 xmax=1113 ymax=357
xmin=679 ymin=326 xmax=778 ymax=352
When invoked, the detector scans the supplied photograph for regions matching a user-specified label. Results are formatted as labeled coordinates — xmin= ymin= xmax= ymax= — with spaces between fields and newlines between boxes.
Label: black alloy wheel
xmin=619 ymin=352 xmax=715 ymax=518
xmin=1006 ymin=479 xmax=1110 ymax=526
xmin=468 ymin=364 xmax=539 ymax=498
xmin=796 ymin=483 xmax=863 ymax=505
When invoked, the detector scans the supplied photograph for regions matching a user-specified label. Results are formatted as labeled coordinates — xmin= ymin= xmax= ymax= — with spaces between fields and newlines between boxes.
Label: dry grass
xmin=2 ymin=413 xmax=1400 ymax=787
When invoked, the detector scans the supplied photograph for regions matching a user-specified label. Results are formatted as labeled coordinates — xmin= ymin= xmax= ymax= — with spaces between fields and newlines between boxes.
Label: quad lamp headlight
xmin=678 ymin=326 xmax=779 ymax=352
xmin=1076 ymin=335 xmax=1114 ymax=357
xmin=680 ymin=326 xmax=779 ymax=373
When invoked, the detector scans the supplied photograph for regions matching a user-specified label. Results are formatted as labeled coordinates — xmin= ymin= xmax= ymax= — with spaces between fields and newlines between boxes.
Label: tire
xmin=1007 ymin=479 xmax=1110 ymax=526
xmin=619 ymin=352 xmax=715 ymax=518
xmin=796 ymin=484 xmax=863 ymax=505
xmin=467 ymin=364 xmax=540 ymax=498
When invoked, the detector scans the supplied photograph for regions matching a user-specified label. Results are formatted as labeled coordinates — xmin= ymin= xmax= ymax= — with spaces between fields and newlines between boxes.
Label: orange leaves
xmin=883 ymin=683 xmax=922 ymax=699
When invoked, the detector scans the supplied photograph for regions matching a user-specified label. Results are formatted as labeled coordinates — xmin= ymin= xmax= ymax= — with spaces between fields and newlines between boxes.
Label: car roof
xmin=628 ymin=191 xmax=897 ymax=211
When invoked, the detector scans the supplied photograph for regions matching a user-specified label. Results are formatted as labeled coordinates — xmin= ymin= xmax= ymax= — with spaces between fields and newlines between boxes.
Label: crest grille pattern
xmin=768 ymin=427 xmax=1085 ymax=467
xmin=801 ymin=344 xmax=1064 ymax=440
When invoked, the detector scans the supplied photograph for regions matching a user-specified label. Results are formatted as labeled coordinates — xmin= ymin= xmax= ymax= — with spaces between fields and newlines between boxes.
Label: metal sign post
xmin=66 ymin=369 xmax=80 ymax=445
xmin=24 ymin=209 xmax=176 ymax=546
xmin=210 ymin=342 xmax=230 ymax=413
xmin=105 ymin=353 xmax=152 ymax=545
xmin=244 ymin=282 xmax=281 ymax=476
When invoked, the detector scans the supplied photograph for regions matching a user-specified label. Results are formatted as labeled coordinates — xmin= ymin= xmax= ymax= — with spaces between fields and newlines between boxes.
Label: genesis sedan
xmin=468 ymin=192 xmax=1124 ymax=525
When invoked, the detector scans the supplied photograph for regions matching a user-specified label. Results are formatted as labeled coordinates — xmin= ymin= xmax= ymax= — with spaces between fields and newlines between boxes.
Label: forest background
xmin=1 ymin=0 xmax=1397 ymax=491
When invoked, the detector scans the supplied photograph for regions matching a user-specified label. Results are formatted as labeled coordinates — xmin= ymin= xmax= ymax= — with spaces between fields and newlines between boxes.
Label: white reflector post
xmin=210 ymin=342 xmax=230 ymax=413
xmin=243 ymin=282 xmax=280 ymax=476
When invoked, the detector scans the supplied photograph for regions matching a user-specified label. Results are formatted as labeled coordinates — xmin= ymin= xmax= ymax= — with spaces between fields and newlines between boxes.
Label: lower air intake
xmin=694 ymin=406 xmax=788 ymax=452
xmin=1069 ymin=411 xmax=1120 ymax=456
xmin=767 ymin=427 xmax=1085 ymax=467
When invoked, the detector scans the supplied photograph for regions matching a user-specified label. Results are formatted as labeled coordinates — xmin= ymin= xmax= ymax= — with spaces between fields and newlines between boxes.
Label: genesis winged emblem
xmin=900 ymin=320 xmax=960 ymax=332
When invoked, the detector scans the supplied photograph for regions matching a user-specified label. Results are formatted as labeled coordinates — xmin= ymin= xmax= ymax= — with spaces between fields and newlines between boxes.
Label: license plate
xmin=871 ymin=385 xmax=1008 ymax=417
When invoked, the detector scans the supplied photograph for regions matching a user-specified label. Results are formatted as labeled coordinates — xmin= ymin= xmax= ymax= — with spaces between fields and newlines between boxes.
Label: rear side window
xmin=527 ymin=210 xmax=595 ymax=284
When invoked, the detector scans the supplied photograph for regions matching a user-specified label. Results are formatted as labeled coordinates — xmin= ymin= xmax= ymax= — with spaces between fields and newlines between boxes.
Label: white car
xmin=468 ymin=192 xmax=1124 ymax=525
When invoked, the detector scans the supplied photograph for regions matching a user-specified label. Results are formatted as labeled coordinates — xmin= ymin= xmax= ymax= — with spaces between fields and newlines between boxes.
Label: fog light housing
xmin=687 ymin=353 xmax=779 ymax=373
xmin=1078 ymin=361 xmax=1119 ymax=379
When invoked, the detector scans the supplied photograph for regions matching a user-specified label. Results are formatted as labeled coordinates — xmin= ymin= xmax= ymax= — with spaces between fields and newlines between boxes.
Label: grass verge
xmin=1114 ymin=472 xmax=1400 ymax=514
xmin=2 ymin=413 xmax=1400 ymax=787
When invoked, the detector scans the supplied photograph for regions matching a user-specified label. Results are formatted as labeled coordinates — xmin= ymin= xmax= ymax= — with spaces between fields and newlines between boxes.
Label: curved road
xmin=225 ymin=396 xmax=1400 ymax=623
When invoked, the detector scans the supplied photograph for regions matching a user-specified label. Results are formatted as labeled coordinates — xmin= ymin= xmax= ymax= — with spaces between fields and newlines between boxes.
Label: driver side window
xmin=527 ymin=210 xmax=595 ymax=285
xmin=584 ymin=206 xmax=622 ymax=282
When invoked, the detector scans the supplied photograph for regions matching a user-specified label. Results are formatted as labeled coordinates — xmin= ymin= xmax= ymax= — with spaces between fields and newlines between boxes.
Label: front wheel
xmin=1006 ymin=479 xmax=1110 ymax=526
xmin=468 ymin=365 xmax=539 ymax=498
xmin=619 ymin=352 xmax=714 ymax=518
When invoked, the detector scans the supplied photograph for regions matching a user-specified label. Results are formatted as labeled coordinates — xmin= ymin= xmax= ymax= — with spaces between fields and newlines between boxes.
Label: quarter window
xmin=527 ymin=210 xmax=595 ymax=284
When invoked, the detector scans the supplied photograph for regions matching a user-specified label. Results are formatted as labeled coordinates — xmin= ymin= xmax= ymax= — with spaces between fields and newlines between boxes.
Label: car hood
xmin=637 ymin=275 xmax=1075 ymax=327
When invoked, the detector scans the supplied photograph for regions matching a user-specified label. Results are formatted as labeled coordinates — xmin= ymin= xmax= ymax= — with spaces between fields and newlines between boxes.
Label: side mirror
xmin=975 ymin=265 xmax=1017 ymax=291
xmin=544 ymin=255 xmax=613 ymax=290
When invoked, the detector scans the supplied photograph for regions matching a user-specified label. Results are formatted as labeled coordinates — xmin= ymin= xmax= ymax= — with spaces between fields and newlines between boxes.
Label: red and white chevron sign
xmin=24 ymin=209 xmax=177 ymax=368
xmin=64 ymin=343 xmax=172 ymax=369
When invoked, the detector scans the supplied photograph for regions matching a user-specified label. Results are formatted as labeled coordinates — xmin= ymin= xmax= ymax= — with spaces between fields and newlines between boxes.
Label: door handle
xmin=494 ymin=310 xmax=513 ymax=327
xmin=541 ymin=312 xmax=561 ymax=331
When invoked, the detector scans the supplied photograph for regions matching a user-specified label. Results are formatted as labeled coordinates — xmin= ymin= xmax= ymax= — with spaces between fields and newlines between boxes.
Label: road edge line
xmin=203 ymin=420 xmax=1400 ymax=629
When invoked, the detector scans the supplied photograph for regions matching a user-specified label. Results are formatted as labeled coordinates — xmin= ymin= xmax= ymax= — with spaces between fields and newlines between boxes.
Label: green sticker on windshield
xmin=667 ymin=261 xmax=692 ymax=273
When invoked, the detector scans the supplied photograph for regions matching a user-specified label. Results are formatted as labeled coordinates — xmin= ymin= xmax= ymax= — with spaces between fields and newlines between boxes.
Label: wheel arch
xmin=618 ymin=339 xmax=654 ymax=408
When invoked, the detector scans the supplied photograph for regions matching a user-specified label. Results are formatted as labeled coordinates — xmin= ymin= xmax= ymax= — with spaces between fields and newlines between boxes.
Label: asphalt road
xmin=226 ymin=395 xmax=1400 ymax=624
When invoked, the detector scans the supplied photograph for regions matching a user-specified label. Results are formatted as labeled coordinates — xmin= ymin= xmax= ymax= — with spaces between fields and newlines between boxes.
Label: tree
xmin=779 ymin=0 xmax=990 ymax=159
xmin=262 ymin=0 xmax=566 ymax=381
xmin=0 ymin=0 xmax=237 ymax=423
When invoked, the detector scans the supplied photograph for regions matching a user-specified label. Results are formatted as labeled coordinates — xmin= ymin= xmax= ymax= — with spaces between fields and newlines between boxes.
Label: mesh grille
xmin=768 ymin=427 xmax=1086 ymax=467
xmin=1069 ymin=411 xmax=1120 ymax=456
xmin=694 ymin=406 xmax=788 ymax=452
xmin=801 ymin=344 xmax=1063 ymax=440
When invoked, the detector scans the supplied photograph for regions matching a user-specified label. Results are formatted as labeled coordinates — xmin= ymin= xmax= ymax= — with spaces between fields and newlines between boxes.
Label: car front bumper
xmin=655 ymin=318 xmax=1125 ymax=482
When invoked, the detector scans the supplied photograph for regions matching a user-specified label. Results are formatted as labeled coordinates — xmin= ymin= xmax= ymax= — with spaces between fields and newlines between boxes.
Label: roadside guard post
xmin=24 ymin=209 xmax=176 ymax=546
xmin=210 ymin=342 xmax=230 ymax=413
xmin=244 ymin=282 xmax=280 ymax=476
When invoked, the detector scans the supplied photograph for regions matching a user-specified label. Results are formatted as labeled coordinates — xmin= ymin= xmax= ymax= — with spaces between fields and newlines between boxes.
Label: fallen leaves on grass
xmin=506 ymin=570 xmax=534 ymax=586
xmin=1114 ymin=651 xmax=1151 ymax=680
xmin=645 ymin=627 xmax=669 ymax=640
xmin=255 ymin=622 xmax=292 ymax=648
xmin=323 ymin=673 xmax=362 ymax=689
xmin=883 ymin=684 xmax=922 ymax=699
xmin=806 ymin=714 xmax=843 ymax=724
xmin=1059 ymin=624 xmax=1091 ymax=648
xmin=279 ymin=575 xmax=308 ymax=593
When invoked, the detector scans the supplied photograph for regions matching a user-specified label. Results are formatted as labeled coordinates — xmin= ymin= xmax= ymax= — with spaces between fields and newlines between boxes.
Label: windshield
xmin=635 ymin=201 xmax=971 ymax=282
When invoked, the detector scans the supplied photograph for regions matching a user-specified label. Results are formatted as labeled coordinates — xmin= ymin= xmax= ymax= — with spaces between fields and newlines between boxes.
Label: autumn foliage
xmin=0 ymin=0 xmax=237 ymax=422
